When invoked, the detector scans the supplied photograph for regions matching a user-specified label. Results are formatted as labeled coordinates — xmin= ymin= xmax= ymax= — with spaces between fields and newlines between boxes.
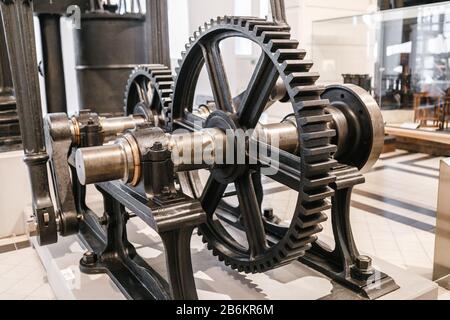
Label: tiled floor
xmin=0 ymin=149 xmax=448 ymax=299
xmin=260 ymin=149 xmax=444 ymax=282
xmin=0 ymin=245 xmax=55 ymax=300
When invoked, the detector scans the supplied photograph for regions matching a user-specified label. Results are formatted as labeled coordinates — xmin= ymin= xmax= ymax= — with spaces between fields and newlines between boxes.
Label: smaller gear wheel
xmin=123 ymin=64 xmax=173 ymax=128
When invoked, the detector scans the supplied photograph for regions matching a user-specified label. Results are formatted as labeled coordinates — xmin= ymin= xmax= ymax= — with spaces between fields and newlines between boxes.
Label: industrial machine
xmin=1 ymin=0 xmax=399 ymax=300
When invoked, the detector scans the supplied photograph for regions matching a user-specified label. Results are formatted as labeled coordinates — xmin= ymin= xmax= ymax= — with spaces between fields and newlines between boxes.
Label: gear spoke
xmin=135 ymin=82 xmax=145 ymax=103
xmin=200 ymin=41 xmax=235 ymax=113
xmin=200 ymin=175 xmax=228 ymax=215
xmin=141 ymin=78 xmax=151 ymax=105
xmin=237 ymin=53 xmax=279 ymax=128
xmin=235 ymin=171 xmax=267 ymax=258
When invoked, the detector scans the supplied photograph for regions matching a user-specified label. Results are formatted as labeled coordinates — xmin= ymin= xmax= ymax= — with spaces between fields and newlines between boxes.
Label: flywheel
xmin=170 ymin=16 xmax=337 ymax=273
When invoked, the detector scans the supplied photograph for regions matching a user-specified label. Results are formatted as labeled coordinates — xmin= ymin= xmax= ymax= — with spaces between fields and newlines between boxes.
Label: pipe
xmin=38 ymin=14 xmax=67 ymax=113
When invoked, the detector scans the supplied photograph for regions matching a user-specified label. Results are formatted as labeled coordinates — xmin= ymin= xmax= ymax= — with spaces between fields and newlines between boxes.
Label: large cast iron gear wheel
xmin=124 ymin=64 xmax=173 ymax=128
xmin=171 ymin=16 xmax=337 ymax=273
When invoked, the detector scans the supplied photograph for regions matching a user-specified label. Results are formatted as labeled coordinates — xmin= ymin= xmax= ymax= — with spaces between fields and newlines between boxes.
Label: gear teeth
xmin=300 ymin=200 xmax=332 ymax=216
xmin=290 ymin=224 xmax=323 ymax=242
xmin=301 ymin=129 xmax=336 ymax=142
xmin=260 ymin=31 xmax=290 ymax=43
xmin=282 ymin=60 xmax=314 ymax=72
xmin=305 ymin=159 xmax=338 ymax=175
xmin=294 ymin=99 xmax=329 ymax=111
xmin=246 ymin=20 xmax=274 ymax=30
xmin=287 ymin=72 xmax=320 ymax=86
xmin=254 ymin=25 xmax=290 ymax=36
xmin=275 ymin=48 xmax=307 ymax=61
xmin=304 ymin=174 xmax=336 ymax=188
xmin=303 ymin=144 xmax=337 ymax=157
xmin=302 ymin=187 xmax=335 ymax=202
xmin=291 ymin=85 xmax=325 ymax=101
xmin=268 ymin=39 xmax=299 ymax=51
xmin=298 ymin=114 xmax=332 ymax=126
xmin=297 ymin=212 xmax=328 ymax=228
xmin=287 ymin=237 xmax=317 ymax=250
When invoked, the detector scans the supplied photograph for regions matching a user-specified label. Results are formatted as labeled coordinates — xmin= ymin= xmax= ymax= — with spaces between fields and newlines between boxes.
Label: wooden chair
xmin=413 ymin=92 xmax=442 ymax=127
xmin=442 ymin=96 xmax=450 ymax=130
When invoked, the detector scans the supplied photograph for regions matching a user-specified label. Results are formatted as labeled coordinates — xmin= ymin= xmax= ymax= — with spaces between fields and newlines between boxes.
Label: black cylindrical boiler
xmin=74 ymin=13 xmax=149 ymax=116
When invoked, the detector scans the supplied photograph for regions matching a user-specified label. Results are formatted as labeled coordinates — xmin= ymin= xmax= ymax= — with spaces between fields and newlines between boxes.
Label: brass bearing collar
xmin=70 ymin=116 xmax=81 ymax=146
xmin=122 ymin=133 xmax=141 ymax=186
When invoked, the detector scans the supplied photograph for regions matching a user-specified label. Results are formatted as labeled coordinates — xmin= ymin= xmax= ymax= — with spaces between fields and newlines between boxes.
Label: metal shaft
xmin=75 ymin=121 xmax=301 ymax=186
xmin=99 ymin=115 xmax=146 ymax=141
xmin=76 ymin=143 xmax=136 ymax=185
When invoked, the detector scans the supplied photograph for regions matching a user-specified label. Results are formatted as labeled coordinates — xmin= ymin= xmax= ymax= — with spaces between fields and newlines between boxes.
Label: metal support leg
xmin=299 ymin=166 xmax=399 ymax=299
xmin=79 ymin=188 xmax=171 ymax=300
xmin=160 ymin=227 xmax=198 ymax=300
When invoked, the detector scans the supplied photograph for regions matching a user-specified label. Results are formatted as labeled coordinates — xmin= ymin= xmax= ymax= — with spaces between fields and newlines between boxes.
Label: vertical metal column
xmin=38 ymin=13 xmax=67 ymax=113
xmin=0 ymin=0 xmax=57 ymax=245
xmin=270 ymin=0 xmax=288 ymax=25
xmin=146 ymin=0 xmax=170 ymax=67
xmin=0 ymin=15 xmax=13 ymax=95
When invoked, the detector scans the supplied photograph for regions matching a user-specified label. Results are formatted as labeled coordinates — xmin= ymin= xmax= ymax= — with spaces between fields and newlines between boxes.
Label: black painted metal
xmin=79 ymin=185 xmax=172 ymax=300
xmin=146 ymin=0 xmax=171 ymax=68
xmin=74 ymin=13 xmax=149 ymax=116
xmin=299 ymin=165 xmax=400 ymax=299
xmin=38 ymin=14 xmax=67 ymax=113
xmin=33 ymin=1 xmax=92 ymax=115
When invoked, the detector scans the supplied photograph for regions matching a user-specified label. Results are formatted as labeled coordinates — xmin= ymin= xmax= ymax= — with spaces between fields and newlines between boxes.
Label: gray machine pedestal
xmin=31 ymin=217 xmax=438 ymax=300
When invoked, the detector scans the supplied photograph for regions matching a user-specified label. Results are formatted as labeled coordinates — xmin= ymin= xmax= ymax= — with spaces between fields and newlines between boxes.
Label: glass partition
xmin=312 ymin=1 xmax=450 ymax=132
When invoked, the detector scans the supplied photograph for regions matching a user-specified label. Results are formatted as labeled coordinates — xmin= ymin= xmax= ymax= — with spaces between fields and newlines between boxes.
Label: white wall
xmin=285 ymin=0 xmax=378 ymax=57
xmin=0 ymin=152 xmax=31 ymax=238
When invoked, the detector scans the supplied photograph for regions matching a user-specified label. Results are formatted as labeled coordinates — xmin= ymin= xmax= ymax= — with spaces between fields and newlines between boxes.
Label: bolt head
xmin=355 ymin=255 xmax=372 ymax=271
xmin=82 ymin=251 xmax=97 ymax=265
xmin=26 ymin=218 xmax=38 ymax=237
xmin=263 ymin=208 xmax=274 ymax=219
xmin=152 ymin=141 xmax=163 ymax=151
